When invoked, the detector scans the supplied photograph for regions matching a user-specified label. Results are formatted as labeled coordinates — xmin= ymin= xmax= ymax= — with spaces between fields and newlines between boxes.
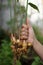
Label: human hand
xmin=20 ymin=18 xmax=36 ymax=45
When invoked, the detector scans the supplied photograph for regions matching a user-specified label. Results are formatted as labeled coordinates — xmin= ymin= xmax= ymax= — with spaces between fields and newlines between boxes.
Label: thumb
xmin=28 ymin=27 xmax=34 ymax=43
xmin=26 ymin=18 xmax=29 ymax=26
xmin=26 ymin=18 xmax=31 ymax=28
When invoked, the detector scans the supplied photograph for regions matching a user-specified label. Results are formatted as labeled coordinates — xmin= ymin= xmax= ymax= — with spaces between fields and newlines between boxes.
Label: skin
xmin=20 ymin=19 xmax=43 ymax=61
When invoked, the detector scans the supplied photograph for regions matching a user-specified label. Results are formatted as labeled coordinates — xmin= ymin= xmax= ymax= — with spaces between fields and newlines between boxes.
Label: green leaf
xmin=16 ymin=60 xmax=21 ymax=65
xmin=28 ymin=3 xmax=39 ymax=12
xmin=31 ymin=56 xmax=43 ymax=65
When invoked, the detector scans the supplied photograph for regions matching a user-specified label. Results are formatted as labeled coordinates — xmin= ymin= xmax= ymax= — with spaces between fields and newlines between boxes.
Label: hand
xmin=20 ymin=19 xmax=36 ymax=45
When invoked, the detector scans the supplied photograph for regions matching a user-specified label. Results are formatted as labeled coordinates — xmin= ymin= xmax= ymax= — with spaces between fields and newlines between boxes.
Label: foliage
xmin=0 ymin=40 xmax=13 ymax=65
xmin=32 ymin=56 xmax=43 ymax=65
xmin=28 ymin=3 xmax=39 ymax=12
xmin=16 ymin=60 xmax=22 ymax=65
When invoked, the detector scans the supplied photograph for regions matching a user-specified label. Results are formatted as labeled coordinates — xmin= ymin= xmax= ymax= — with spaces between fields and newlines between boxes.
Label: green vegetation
xmin=0 ymin=40 xmax=13 ymax=65
xmin=32 ymin=56 xmax=43 ymax=65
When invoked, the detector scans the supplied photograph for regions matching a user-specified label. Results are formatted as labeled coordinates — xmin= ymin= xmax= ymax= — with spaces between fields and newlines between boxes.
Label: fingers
xmin=20 ymin=24 xmax=28 ymax=40
xmin=20 ymin=36 xmax=28 ymax=40
xmin=27 ymin=27 xmax=34 ymax=43
xmin=20 ymin=18 xmax=30 ymax=40
xmin=22 ymin=24 xmax=28 ymax=29
xmin=26 ymin=18 xmax=32 ymax=29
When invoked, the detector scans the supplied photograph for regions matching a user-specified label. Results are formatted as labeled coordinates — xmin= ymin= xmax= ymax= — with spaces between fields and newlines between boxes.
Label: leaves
xmin=32 ymin=56 xmax=43 ymax=65
xmin=16 ymin=60 xmax=21 ymax=65
xmin=0 ymin=40 xmax=13 ymax=65
xmin=28 ymin=2 xmax=39 ymax=12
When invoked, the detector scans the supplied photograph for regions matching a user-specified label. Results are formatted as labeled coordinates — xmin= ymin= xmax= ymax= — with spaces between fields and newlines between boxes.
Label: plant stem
xmin=25 ymin=0 xmax=28 ymax=22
